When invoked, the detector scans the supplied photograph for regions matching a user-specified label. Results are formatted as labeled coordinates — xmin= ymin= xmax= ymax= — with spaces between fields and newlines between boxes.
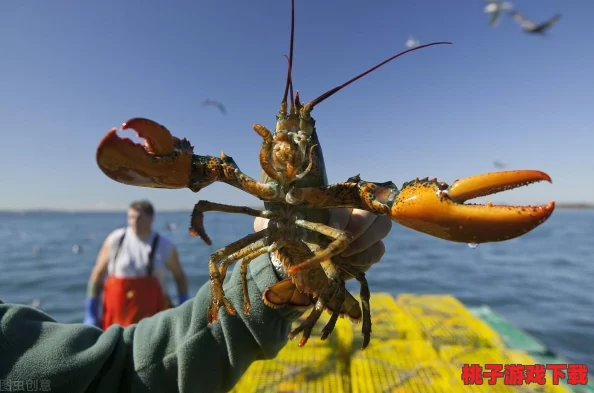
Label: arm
xmin=165 ymin=246 xmax=189 ymax=304
xmin=87 ymin=236 xmax=112 ymax=297
xmin=83 ymin=235 xmax=113 ymax=326
xmin=1 ymin=254 xmax=302 ymax=393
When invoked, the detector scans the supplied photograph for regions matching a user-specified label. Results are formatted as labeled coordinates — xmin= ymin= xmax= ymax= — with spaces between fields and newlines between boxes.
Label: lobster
xmin=94 ymin=0 xmax=555 ymax=349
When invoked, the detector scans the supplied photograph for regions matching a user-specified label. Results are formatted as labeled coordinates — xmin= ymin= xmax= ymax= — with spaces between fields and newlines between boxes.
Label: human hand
xmin=253 ymin=208 xmax=392 ymax=278
xmin=178 ymin=293 xmax=190 ymax=306
xmin=83 ymin=297 xmax=101 ymax=328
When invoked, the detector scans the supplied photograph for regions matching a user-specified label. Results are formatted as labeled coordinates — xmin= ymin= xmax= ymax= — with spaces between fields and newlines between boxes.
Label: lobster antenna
xmin=281 ymin=0 xmax=295 ymax=110
xmin=283 ymin=55 xmax=295 ymax=110
xmin=306 ymin=41 xmax=452 ymax=110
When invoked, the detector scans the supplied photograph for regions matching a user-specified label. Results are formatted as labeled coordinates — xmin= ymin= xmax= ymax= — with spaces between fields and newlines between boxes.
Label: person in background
xmin=83 ymin=199 xmax=189 ymax=329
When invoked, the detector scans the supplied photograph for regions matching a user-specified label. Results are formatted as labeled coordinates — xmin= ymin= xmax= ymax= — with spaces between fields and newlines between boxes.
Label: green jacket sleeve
xmin=0 ymin=254 xmax=304 ymax=393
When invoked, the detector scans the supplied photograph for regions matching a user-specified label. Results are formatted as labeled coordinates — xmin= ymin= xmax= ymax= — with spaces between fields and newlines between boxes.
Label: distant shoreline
xmin=555 ymin=203 xmax=594 ymax=209
xmin=1 ymin=203 xmax=593 ymax=213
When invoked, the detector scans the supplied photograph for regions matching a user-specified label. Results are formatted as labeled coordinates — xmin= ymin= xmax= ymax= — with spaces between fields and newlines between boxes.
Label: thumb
xmin=328 ymin=208 xmax=352 ymax=230
xmin=254 ymin=217 xmax=269 ymax=232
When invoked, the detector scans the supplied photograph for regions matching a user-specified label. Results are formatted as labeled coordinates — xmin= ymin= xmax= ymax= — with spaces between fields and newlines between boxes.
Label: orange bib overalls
xmin=101 ymin=232 xmax=172 ymax=329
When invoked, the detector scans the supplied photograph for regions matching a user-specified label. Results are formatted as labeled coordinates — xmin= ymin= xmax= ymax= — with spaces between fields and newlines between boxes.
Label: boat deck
xmin=230 ymin=292 xmax=593 ymax=393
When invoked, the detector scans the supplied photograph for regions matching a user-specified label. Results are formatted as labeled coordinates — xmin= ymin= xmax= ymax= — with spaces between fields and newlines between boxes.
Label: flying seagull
xmin=202 ymin=99 xmax=227 ymax=115
xmin=484 ymin=0 xmax=514 ymax=27
xmin=493 ymin=160 xmax=507 ymax=169
xmin=509 ymin=11 xmax=561 ymax=34
xmin=405 ymin=36 xmax=420 ymax=49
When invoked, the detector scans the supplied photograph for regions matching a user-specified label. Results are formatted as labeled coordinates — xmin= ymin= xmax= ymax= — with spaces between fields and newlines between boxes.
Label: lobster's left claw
xmin=96 ymin=118 xmax=193 ymax=189
xmin=390 ymin=170 xmax=555 ymax=244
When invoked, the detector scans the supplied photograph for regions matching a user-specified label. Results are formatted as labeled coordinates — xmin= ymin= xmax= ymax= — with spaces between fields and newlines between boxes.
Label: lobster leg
xmin=218 ymin=238 xmax=270 ymax=281
xmin=317 ymin=271 xmax=346 ymax=341
xmin=303 ymin=242 xmax=349 ymax=343
xmin=190 ymin=200 xmax=281 ymax=246
xmin=338 ymin=264 xmax=372 ymax=349
xmin=191 ymin=152 xmax=281 ymax=201
xmin=232 ymin=167 xmax=284 ymax=202
xmin=320 ymin=284 xmax=346 ymax=341
xmin=207 ymin=229 xmax=270 ymax=322
xmin=239 ymin=248 xmax=271 ymax=315
xmin=218 ymin=238 xmax=286 ymax=316
xmin=235 ymin=246 xmax=284 ymax=315
xmin=290 ymin=219 xmax=354 ymax=272
xmin=285 ymin=170 xmax=555 ymax=244
xmin=288 ymin=258 xmax=346 ymax=347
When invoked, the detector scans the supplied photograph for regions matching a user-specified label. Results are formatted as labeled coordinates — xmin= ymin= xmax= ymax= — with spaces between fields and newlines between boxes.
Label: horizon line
xmin=1 ymin=202 xmax=593 ymax=213
xmin=0 ymin=207 xmax=265 ymax=213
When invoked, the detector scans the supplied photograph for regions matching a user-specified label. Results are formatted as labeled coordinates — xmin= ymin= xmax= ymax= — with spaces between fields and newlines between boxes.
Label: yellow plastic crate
xmin=231 ymin=346 xmax=346 ymax=393
xmin=351 ymin=339 xmax=462 ymax=393
xmin=505 ymin=350 xmax=577 ymax=393
xmin=351 ymin=292 xmax=425 ymax=348
xmin=396 ymin=293 xmax=474 ymax=319
xmin=438 ymin=345 xmax=519 ymax=393
xmin=439 ymin=344 xmax=512 ymax=364
xmin=395 ymin=294 xmax=504 ymax=348
xmin=416 ymin=314 xmax=505 ymax=349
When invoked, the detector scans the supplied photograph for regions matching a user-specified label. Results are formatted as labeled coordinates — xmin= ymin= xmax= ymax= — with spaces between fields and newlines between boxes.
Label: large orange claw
xmin=390 ymin=170 xmax=555 ymax=244
xmin=96 ymin=118 xmax=193 ymax=189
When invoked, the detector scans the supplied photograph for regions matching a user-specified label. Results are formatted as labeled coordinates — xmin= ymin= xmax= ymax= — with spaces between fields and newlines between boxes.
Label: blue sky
xmin=1 ymin=0 xmax=592 ymax=211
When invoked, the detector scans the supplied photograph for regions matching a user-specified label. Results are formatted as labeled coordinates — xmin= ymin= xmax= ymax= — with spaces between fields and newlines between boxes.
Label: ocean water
xmin=1 ymin=209 xmax=592 ymax=370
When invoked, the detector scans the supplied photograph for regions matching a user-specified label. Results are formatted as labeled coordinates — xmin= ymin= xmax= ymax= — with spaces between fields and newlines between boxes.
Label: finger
xmin=342 ymin=209 xmax=378 ymax=242
xmin=341 ymin=214 xmax=391 ymax=257
xmin=336 ymin=241 xmax=386 ymax=271
xmin=254 ymin=217 xmax=269 ymax=232
xmin=327 ymin=208 xmax=352 ymax=230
